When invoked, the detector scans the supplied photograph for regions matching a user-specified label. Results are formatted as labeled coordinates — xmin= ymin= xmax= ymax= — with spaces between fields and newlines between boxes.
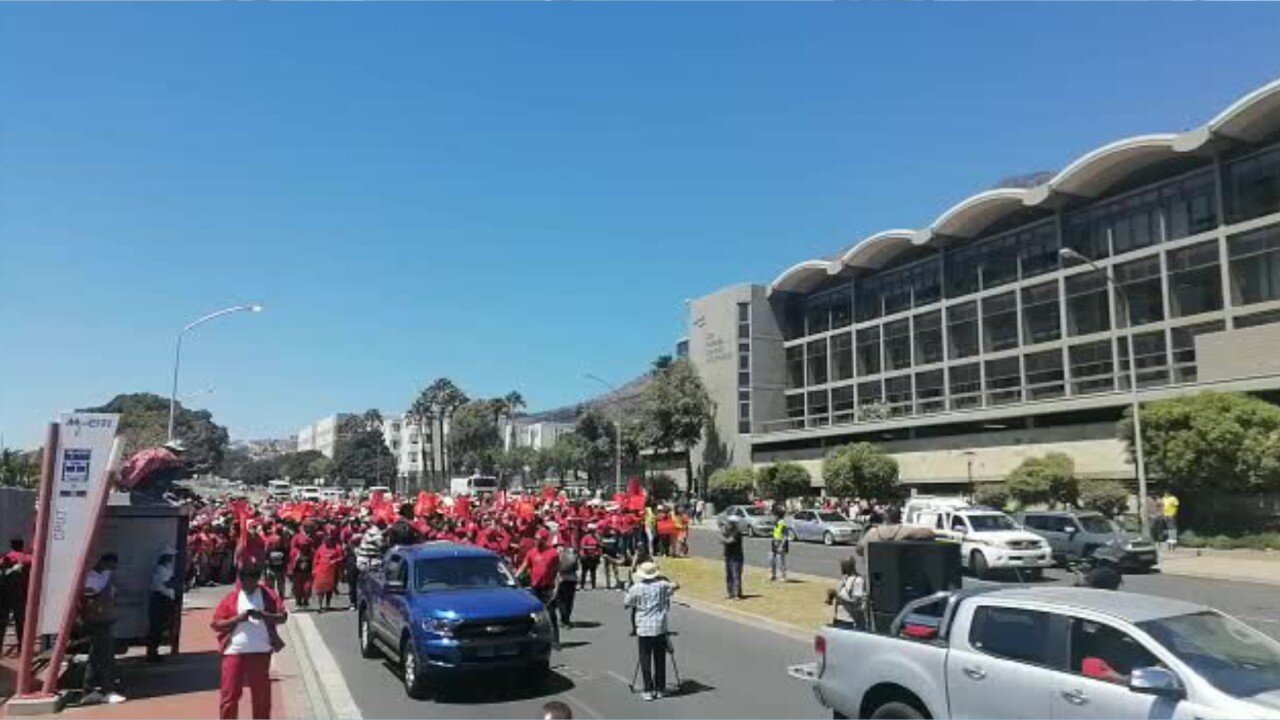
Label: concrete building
xmin=381 ymin=413 xmax=442 ymax=487
xmin=688 ymin=77 xmax=1280 ymax=492
xmin=294 ymin=413 xmax=355 ymax=459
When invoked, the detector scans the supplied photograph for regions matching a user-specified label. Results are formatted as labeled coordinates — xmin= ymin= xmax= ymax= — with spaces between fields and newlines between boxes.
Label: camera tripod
xmin=627 ymin=632 xmax=684 ymax=695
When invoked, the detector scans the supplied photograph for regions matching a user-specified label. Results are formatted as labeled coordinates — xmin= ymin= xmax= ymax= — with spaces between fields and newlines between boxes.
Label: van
xmin=449 ymin=475 xmax=498 ymax=496
xmin=268 ymin=480 xmax=292 ymax=500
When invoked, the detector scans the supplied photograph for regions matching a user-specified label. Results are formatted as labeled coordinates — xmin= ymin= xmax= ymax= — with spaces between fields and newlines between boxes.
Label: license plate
xmin=1137 ymin=553 xmax=1156 ymax=562
xmin=478 ymin=644 xmax=519 ymax=658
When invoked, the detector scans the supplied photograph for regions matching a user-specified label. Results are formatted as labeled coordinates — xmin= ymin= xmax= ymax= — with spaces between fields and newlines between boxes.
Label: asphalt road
xmin=688 ymin=526 xmax=1280 ymax=640
xmin=308 ymin=587 xmax=826 ymax=719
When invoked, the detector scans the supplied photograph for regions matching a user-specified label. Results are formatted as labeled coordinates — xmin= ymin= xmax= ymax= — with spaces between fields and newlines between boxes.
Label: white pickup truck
xmin=801 ymin=586 xmax=1280 ymax=719
xmin=913 ymin=507 xmax=1053 ymax=579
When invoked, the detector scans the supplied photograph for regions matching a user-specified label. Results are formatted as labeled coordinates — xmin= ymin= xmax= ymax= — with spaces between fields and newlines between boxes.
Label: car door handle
xmin=962 ymin=666 xmax=986 ymax=680
xmin=1060 ymin=689 xmax=1088 ymax=705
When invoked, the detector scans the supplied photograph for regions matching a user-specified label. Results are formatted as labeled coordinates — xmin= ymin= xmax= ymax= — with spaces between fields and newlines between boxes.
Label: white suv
xmin=917 ymin=508 xmax=1053 ymax=579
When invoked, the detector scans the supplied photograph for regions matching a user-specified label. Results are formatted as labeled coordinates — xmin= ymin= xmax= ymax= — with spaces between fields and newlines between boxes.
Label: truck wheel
xmin=871 ymin=701 xmax=926 ymax=719
xmin=970 ymin=550 xmax=990 ymax=580
xmin=358 ymin=610 xmax=379 ymax=659
xmin=823 ymin=531 xmax=835 ymax=546
xmin=402 ymin=638 xmax=429 ymax=700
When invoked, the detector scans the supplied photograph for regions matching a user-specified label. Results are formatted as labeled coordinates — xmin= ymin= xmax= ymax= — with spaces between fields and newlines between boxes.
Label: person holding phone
xmin=211 ymin=565 xmax=287 ymax=719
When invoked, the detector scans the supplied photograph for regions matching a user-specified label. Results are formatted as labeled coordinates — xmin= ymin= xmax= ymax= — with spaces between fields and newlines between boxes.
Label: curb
xmin=284 ymin=613 xmax=363 ymax=720
xmin=673 ymin=594 xmax=815 ymax=644
xmin=1158 ymin=567 xmax=1280 ymax=588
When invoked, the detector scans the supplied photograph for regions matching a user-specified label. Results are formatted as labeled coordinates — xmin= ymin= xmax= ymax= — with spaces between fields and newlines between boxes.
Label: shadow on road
xmin=672 ymin=679 xmax=716 ymax=698
xmin=431 ymin=670 xmax=576 ymax=704
xmin=567 ymin=620 xmax=602 ymax=629
xmin=557 ymin=641 xmax=590 ymax=650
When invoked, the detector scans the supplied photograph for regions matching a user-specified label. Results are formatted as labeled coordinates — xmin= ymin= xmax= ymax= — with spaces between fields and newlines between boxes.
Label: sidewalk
xmin=1160 ymin=547 xmax=1280 ymax=587
xmin=2 ymin=588 xmax=303 ymax=719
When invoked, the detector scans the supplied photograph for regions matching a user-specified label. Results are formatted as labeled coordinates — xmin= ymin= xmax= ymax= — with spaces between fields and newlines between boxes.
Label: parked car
xmin=1018 ymin=510 xmax=1159 ymax=571
xmin=801 ymin=586 xmax=1280 ymax=719
xmin=909 ymin=507 xmax=1053 ymax=579
xmin=357 ymin=543 xmax=554 ymax=699
xmin=294 ymin=485 xmax=322 ymax=502
xmin=320 ymin=488 xmax=345 ymax=503
xmin=717 ymin=505 xmax=776 ymax=537
xmin=787 ymin=510 xmax=862 ymax=545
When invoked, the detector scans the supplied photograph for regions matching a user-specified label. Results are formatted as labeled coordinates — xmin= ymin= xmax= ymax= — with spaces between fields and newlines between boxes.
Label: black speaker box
xmin=867 ymin=540 xmax=962 ymax=620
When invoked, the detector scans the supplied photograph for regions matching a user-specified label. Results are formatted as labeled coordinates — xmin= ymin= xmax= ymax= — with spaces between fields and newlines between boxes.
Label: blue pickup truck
xmin=357 ymin=542 xmax=555 ymax=699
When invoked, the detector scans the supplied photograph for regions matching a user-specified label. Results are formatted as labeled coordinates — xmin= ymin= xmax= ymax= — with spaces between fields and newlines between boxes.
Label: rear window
xmin=818 ymin=512 xmax=847 ymax=522
xmin=969 ymin=606 xmax=1062 ymax=668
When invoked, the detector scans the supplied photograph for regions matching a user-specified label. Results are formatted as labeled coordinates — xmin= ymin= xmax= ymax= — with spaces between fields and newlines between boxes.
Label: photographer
xmin=623 ymin=561 xmax=679 ymax=701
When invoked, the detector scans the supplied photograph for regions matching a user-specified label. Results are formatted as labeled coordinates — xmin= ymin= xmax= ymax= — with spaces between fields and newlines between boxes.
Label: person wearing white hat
xmin=623 ymin=561 xmax=679 ymax=701
xmin=146 ymin=546 xmax=179 ymax=662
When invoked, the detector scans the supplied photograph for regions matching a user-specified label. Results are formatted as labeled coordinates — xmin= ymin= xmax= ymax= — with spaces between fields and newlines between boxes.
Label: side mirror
xmin=386 ymin=578 xmax=407 ymax=594
xmin=1130 ymin=667 xmax=1184 ymax=699
xmin=1065 ymin=525 xmax=1078 ymax=535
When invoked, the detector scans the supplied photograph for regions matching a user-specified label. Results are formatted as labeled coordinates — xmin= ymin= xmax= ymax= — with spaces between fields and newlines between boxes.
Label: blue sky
xmin=3 ymin=3 xmax=1280 ymax=448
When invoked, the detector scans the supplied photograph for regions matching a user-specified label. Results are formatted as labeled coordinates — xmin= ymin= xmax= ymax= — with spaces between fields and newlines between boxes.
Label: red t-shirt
xmin=526 ymin=547 xmax=560 ymax=590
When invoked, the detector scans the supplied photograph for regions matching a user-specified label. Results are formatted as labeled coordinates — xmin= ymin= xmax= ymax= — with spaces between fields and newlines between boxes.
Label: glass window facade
xmin=1069 ymin=341 xmax=1115 ymax=395
xmin=884 ymin=319 xmax=912 ymax=371
xmin=985 ymin=357 xmax=1022 ymax=406
xmin=1226 ymin=146 xmax=1280 ymax=223
xmin=1024 ymin=350 xmax=1065 ymax=400
xmin=1167 ymin=241 xmax=1223 ymax=318
xmin=831 ymin=332 xmax=854 ymax=382
xmin=1022 ymin=282 xmax=1061 ymax=345
xmin=916 ymin=370 xmax=945 ymax=414
xmin=1113 ymin=257 xmax=1164 ymax=328
xmin=856 ymin=326 xmax=881 ymax=376
xmin=786 ymin=393 xmax=805 ymax=429
xmin=832 ymin=385 xmax=856 ymax=424
xmin=885 ymin=375 xmax=913 ymax=417
xmin=1066 ymin=271 xmax=1111 ymax=336
xmin=807 ymin=390 xmax=830 ymax=427
xmin=786 ymin=345 xmax=804 ymax=389
xmin=806 ymin=339 xmax=828 ymax=386
xmin=948 ymin=302 xmax=979 ymax=359
xmin=1170 ymin=321 xmax=1225 ymax=383
xmin=982 ymin=292 xmax=1019 ymax=352
xmin=1018 ymin=223 xmax=1061 ymax=279
xmin=949 ymin=363 xmax=981 ymax=410
xmin=1229 ymin=225 xmax=1280 ymax=306
xmin=1162 ymin=171 xmax=1218 ymax=240
xmin=914 ymin=311 xmax=944 ymax=366
xmin=1117 ymin=331 xmax=1169 ymax=390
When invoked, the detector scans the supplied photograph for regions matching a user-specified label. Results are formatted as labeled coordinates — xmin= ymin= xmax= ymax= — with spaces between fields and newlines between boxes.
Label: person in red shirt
xmin=578 ymin=525 xmax=602 ymax=590
xmin=0 ymin=538 xmax=31 ymax=655
xmin=211 ymin=565 xmax=287 ymax=719
xmin=517 ymin=530 xmax=561 ymax=650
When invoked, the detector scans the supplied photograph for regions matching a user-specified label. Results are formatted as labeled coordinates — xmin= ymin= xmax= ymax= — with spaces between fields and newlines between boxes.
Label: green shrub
xmin=1179 ymin=530 xmax=1203 ymax=548
xmin=1178 ymin=530 xmax=1280 ymax=550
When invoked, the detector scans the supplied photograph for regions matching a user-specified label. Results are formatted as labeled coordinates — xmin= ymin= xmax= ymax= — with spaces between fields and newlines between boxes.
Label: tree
xmin=543 ymin=435 xmax=587 ymax=483
xmin=277 ymin=450 xmax=329 ymax=481
xmin=640 ymin=358 xmax=713 ymax=496
xmin=0 ymin=448 xmax=40 ymax=488
xmin=1121 ymin=391 xmax=1280 ymax=494
xmin=308 ymin=455 xmax=335 ymax=481
xmin=408 ymin=387 xmax=438 ymax=488
xmin=361 ymin=409 xmax=384 ymax=433
xmin=647 ymin=473 xmax=679 ymax=502
xmin=972 ymin=483 xmax=1010 ymax=510
xmin=334 ymin=429 xmax=396 ymax=487
xmin=1004 ymin=453 xmax=1077 ymax=508
xmin=756 ymin=462 xmax=812 ymax=501
xmin=431 ymin=379 xmax=470 ymax=478
xmin=1078 ymin=480 xmax=1130 ymax=518
xmin=822 ymin=443 xmax=902 ymax=502
xmin=449 ymin=401 xmax=501 ymax=475
xmin=708 ymin=467 xmax=755 ymax=506
xmin=81 ymin=392 xmax=230 ymax=471
xmin=496 ymin=446 xmax=538 ymax=488
xmin=575 ymin=407 xmax=617 ymax=489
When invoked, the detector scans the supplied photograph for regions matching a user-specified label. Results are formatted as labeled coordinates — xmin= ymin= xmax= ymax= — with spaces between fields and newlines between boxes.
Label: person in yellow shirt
xmin=1161 ymin=493 xmax=1180 ymax=549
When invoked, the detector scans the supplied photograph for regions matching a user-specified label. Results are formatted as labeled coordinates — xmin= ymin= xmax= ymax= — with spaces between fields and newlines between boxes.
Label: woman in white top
xmin=211 ymin=565 xmax=287 ymax=719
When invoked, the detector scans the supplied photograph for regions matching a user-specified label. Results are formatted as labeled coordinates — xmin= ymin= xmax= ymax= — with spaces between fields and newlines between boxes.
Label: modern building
xmin=502 ymin=420 xmax=576 ymax=453
xmin=294 ymin=413 xmax=355 ymax=459
xmin=688 ymin=77 xmax=1280 ymax=492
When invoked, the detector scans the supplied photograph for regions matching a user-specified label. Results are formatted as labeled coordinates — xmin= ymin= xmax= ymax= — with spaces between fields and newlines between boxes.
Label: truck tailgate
xmin=816 ymin=627 xmax=950 ymax=719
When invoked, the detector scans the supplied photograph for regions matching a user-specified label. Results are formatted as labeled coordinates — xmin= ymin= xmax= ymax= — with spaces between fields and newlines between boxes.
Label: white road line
xmin=1237 ymin=615 xmax=1280 ymax=625
xmin=606 ymin=669 xmax=634 ymax=686
xmin=293 ymin=613 xmax=365 ymax=719
xmin=563 ymin=693 xmax=606 ymax=719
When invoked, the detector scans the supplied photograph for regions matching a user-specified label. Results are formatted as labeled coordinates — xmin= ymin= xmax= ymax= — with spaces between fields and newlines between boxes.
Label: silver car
xmin=787 ymin=510 xmax=862 ymax=545
xmin=717 ymin=505 xmax=776 ymax=537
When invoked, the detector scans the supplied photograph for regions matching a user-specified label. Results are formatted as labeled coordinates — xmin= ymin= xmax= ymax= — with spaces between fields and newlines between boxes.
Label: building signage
xmin=38 ymin=412 xmax=120 ymax=635
xmin=704 ymin=332 xmax=733 ymax=364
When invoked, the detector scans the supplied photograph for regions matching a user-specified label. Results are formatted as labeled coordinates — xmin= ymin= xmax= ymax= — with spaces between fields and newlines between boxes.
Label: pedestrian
xmin=720 ymin=521 xmax=744 ymax=600
xmin=623 ymin=561 xmax=679 ymax=701
xmin=263 ymin=526 xmax=288 ymax=600
xmin=1145 ymin=495 xmax=1164 ymax=543
xmin=694 ymin=498 xmax=706 ymax=523
xmin=146 ymin=547 xmax=179 ymax=662
xmin=600 ymin=526 xmax=624 ymax=591
xmin=386 ymin=503 xmax=421 ymax=548
xmin=541 ymin=700 xmax=573 ymax=720
xmin=769 ymin=508 xmax=790 ymax=582
xmin=517 ymin=529 xmax=561 ymax=649
xmin=344 ymin=532 xmax=361 ymax=610
xmin=1162 ymin=491 xmax=1180 ymax=550
xmin=643 ymin=505 xmax=658 ymax=556
xmin=288 ymin=524 xmax=316 ymax=608
xmin=212 ymin=565 xmax=287 ymax=720
xmin=831 ymin=556 xmax=865 ymax=630
xmin=0 ymin=538 xmax=31 ymax=656
xmin=312 ymin=532 xmax=344 ymax=613
xmin=555 ymin=540 xmax=579 ymax=628
xmin=80 ymin=553 xmax=125 ymax=705
xmin=578 ymin=524 xmax=601 ymax=590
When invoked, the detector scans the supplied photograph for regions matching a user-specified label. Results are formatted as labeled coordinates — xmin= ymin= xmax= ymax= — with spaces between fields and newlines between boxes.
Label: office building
xmin=688 ymin=77 xmax=1280 ymax=491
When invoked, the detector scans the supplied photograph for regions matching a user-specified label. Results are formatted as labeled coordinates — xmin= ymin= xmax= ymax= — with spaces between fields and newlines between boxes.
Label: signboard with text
xmin=37 ymin=412 xmax=120 ymax=635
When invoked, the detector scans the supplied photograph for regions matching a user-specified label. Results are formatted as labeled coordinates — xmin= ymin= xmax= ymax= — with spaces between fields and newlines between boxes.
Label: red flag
xmin=611 ymin=492 xmax=626 ymax=506
xmin=453 ymin=495 xmax=473 ymax=520
xmin=541 ymin=485 xmax=558 ymax=503
xmin=415 ymin=491 xmax=438 ymax=517
xmin=626 ymin=477 xmax=644 ymax=497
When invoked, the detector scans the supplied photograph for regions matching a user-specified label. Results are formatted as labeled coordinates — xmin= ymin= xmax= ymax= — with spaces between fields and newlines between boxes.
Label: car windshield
xmin=1138 ymin=611 xmax=1280 ymax=698
xmin=1078 ymin=515 xmax=1116 ymax=534
xmin=966 ymin=514 xmax=1018 ymax=531
xmin=744 ymin=507 xmax=767 ymax=516
xmin=818 ymin=512 xmax=847 ymax=522
xmin=415 ymin=557 xmax=517 ymax=592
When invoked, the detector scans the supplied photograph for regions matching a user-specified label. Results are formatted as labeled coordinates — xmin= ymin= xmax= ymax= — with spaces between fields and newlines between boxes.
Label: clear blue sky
xmin=3 ymin=3 xmax=1280 ymax=449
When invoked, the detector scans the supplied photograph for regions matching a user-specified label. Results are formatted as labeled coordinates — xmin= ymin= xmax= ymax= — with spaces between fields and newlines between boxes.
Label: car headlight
xmin=422 ymin=617 xmax=464 ymax=636
xmin=531 ymin=610 xmax=552 ymax=635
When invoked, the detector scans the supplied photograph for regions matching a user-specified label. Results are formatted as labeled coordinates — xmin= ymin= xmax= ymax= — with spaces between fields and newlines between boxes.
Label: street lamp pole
xmin=1060 ymin=247 xmax=1150 ymax=538
xmin=584 ymin=373 xmax=624 ymax=496
xmin=168 ymin=304 xmax=264 ymax=441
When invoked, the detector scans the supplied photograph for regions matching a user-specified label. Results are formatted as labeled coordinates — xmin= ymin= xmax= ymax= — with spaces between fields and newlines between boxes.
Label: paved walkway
xmin=1160 ymin=547 xmax=1280 ymax=586
xmin=3 ymin=587 xmax=300 ymax=719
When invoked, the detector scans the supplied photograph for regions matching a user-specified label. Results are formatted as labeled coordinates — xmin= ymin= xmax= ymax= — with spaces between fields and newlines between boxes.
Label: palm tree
xmin=437 ymin=381 xmax=469 ymax=479
xmin=362 ymin=408 xmax=384 ymax=433
xmin=490 ymin=391 xmax=527 ymax=450
xmin=408 ymin=389 xmax=438 ymax=491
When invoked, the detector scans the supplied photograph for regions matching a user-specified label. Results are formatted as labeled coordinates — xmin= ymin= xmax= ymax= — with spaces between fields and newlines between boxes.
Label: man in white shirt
xmin=146 ymin=548 xmax=178 ymax=662
xmin=81 ymin=553 xmax=125 ymax=705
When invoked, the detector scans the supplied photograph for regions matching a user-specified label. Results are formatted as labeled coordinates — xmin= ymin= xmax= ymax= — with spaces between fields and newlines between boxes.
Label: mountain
xmin=524 ymin=373 xmax=653 ymax=423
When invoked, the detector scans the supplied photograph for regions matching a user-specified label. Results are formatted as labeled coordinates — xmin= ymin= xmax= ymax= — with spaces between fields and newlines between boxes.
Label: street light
xmin=168 ymin=304 xmax=263 ymax=441
xmin=584 ymin=373 xmax=624 ymax=496
xmin=1060 ymin=247 xmax=1151 ymax=538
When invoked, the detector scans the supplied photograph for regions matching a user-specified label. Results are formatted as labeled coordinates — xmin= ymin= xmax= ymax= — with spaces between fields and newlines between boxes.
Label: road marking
xmin=292 ymin=613 xmax=364 ymax=720
xmin=563 ymin=693 xmax=606 ymax=719
xmin=1237 ymin=615 xmax=1280 ymax=625
xmin=606 ymin=669 xmax=633 ymax=686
